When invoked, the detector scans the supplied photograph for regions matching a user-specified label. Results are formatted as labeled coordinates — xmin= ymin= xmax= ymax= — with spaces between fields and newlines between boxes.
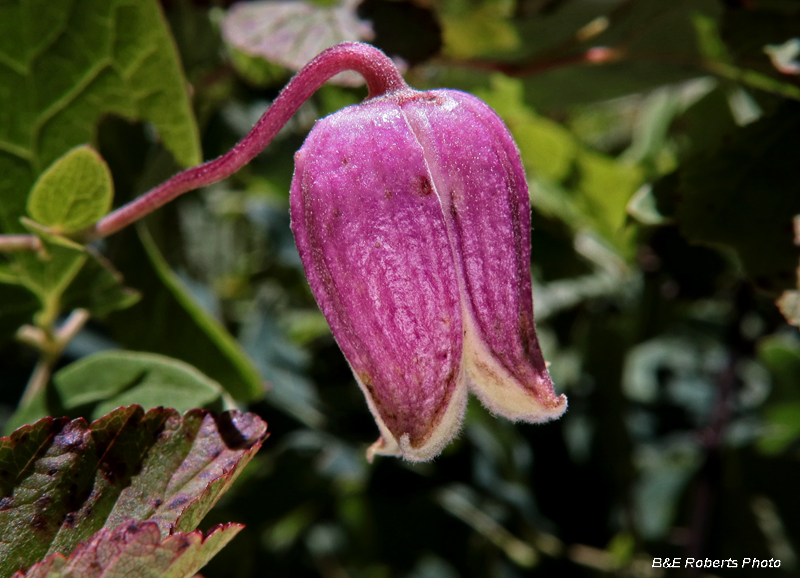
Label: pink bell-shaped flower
xmin=290 ymin=88 xmax=567 ymax=461
xmin=89 ymin=42 xmax=565 ymax=462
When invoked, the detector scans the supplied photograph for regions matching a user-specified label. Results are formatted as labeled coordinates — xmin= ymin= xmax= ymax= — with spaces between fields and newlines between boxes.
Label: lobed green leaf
xmin=0 ymin=0 xmax=201 ymax=234
xmin=52 ymin=351 xmax=230 ymax=420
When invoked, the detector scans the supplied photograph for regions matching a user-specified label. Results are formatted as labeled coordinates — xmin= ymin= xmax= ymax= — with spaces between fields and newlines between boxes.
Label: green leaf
xmin=26 ymin=146 xmax=113 ymax=234
xmin=61 ymin=247 xmax=140 ymax=319
xmin=758 ymin=335 xmax=800 ymax=404
xmin=11 ymin=221 xmax=88 ymax=325
xmin=53 ymin=351 xmax=230 ymax=420
xmin=691 ymin=12 xmax=733 ymax=64
xmin=476 ymin=74 xmax=643 ymax=255
xmin=12 ymin=521 xmax=242 ymax=578
xmin=757 ymin=336 xmax=800 ymax=454
xmin=606 ymin=532 xmax=635 ymax=569
xmin=654 ymin=103 xmax=800 ymax=292
xmin=5 ymin=221 xmax=138 ymax=327
xmin=437 ymin=0 xmax=520 ymax=59
xmin=476 ymin=74 xmax=578 ymax=182
xmin=0 ymin=0 xmax=201 ymax=234
xmin=575 ymin=149 xmax=643 ymax=254
xmin=107 ymin=226 xmax=265 ymax=402
xmin=0 ymin=405 xmax=267 ymax=577
xmin=226 ymin=46 xmax=288 ymax=88
xmin=670 ymin=86 xmax=739 ymax=158
xmin=758 ymin=402 xmax=800 ymax=455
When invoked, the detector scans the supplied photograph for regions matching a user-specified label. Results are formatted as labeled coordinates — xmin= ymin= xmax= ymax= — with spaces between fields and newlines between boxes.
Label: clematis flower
xmin=290 ymin=87 xmax=567 ymax=462
xmin=85 ymin=42 xmax=563 ymax=463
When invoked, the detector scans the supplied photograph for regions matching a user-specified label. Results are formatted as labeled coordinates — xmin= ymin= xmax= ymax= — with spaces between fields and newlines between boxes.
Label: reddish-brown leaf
xmin=0 ymin=406 xmax=267 ymax=577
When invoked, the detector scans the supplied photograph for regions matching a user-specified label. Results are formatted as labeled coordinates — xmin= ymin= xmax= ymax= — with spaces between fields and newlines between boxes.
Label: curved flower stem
xmin=85 ymin=42 xmax=409 ymax=241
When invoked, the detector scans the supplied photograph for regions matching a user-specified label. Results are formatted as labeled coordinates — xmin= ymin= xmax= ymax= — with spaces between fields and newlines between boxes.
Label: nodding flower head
xmin=290 ymin=86 xmax=567 ymax=462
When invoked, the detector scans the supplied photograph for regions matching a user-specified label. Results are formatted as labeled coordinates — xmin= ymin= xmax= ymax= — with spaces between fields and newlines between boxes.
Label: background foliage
xmin=2 ymin=0 xmax=800 ymax=576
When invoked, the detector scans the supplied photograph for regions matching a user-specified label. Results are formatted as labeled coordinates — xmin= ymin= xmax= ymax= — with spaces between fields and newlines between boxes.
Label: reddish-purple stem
xmin=87 ymin=42 xmax=409 ymax=241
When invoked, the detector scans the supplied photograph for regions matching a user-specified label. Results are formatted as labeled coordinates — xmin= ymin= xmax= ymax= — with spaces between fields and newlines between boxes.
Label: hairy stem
xmin=0 ymin=235 xmax=42 ymax=253
xmin=86 ymin=42 xmax=409 ymax=241
xmin=19 ymin=355 xmax=57 ymax=408
xmin=17 ymin=308 xmax=90 ymax=407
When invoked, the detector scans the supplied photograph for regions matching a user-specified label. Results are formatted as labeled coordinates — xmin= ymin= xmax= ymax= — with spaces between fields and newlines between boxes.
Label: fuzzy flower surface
xmin=290 ymin=87 xmax=567 ymax=461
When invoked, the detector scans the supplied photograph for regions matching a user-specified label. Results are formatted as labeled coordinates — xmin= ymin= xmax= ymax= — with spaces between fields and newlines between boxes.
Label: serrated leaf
xmin=27 ymin=146 xmax=113 ymax=234
xmin=53 ymin=351 xmax=229 ymax=420
xmin=0 ymin=406 xmax=267 ymax=577
xmin=12 ymin=520 xmax=242 ymax=578
xmin=222 ymin=0 xmax=374 ymax=87
xmin=107 ymin=226 xmax=265 ymax=402
xmin=0 ymin=0 xmax=201 ymax=234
